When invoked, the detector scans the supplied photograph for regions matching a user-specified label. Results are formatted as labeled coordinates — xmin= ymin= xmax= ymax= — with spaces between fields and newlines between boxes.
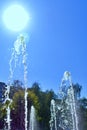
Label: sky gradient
xmin=0 ymin=0 xmax=87 ymax=97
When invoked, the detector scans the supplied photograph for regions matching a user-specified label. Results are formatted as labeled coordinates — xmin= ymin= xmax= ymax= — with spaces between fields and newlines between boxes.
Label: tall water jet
xmin=20 ymin=34 xmax=28 ymax=130
xmin=50 ymin=99 xmax=57 ymax=130
xmin=61 ymin=71 xmax=79 ymax=130
xmin=4 ymin=34 xmax=29 ymax=130
xmin=29 ymin=105 xmax=37 ymax=130
xmin=58 ymin=71 xmax=79 ymax=130
xmin=4 ymin=38 xmax=14 ymax=130
xmin=50 ymin=71 xmax=79 ymax=130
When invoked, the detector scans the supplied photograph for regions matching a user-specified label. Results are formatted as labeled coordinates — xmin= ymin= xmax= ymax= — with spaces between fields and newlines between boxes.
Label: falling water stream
xmin=4 ymin=34 xmax=28 ymax=130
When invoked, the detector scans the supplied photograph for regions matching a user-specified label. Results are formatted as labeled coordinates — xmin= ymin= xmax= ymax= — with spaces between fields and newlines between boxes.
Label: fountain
xmin=50 ymin=71 xmax=79 ymax=130
xmin=4 ymin=34 xmax=28 ymax=130
xmin=29 ymin=105 xmax=38 ymax=130
xmin=49 ymin=100 xmax=57 ymax=130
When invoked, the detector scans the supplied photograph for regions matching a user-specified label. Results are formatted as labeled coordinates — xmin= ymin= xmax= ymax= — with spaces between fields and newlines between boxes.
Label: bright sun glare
xmin=3 ymin=4 xmax=29 ymax=32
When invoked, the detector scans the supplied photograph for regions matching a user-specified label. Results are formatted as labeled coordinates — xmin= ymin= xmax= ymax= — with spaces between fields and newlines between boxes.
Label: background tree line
xmin=0 ymin=80 xmax=87 ymax=130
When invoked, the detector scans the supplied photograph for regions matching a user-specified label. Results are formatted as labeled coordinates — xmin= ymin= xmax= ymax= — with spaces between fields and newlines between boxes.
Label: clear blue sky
xmin=0 ymin=0 xmax=87 ymax=97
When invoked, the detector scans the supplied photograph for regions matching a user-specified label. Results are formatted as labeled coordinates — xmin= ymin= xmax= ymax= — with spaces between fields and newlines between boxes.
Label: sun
xmin=3 ymin=4 xmax=29 ymax=32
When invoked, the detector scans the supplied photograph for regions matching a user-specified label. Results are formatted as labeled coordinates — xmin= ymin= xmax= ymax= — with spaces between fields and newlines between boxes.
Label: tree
xmin=10 ymin=80 xmax=24 ymax=99
xmin=11 ymin=90 xmax=25 ymax=130
xmin=72 ymin=83 xmax=82 ymax=98
xmin=80 ymin=98 xmax=87 ymax=130
xmin=11 ymin=87 xmax=40 ymax=130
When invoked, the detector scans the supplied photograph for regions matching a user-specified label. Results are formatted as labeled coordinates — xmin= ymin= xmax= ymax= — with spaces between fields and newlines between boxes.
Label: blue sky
xmin=0 ymin=0 xmax=87 ymax=97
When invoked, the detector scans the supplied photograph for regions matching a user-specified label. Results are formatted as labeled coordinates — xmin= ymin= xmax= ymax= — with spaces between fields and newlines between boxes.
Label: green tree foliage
xmin=80 ymin=98 xmax=87 ymax=130
xmin=72 ymin=83 xmax=82 ymax=98
xmin=11 ymin=90 xmax=25 ymax=130
xmin=27 ymin=90 xmax=40 ymax=113
xmin=38 ymin=90 xmax=56 ymax=130
xmin=0 ymin=103 xmax=5 ymax=129
xmin=11 ymin=88 xmax=40 ymax=129
xmin=31 ymin=82 xmax=57 ymax=130
xmin=0 ymin=81 xmax=86 ymax=130
xmin=10 ymin=80 xmax=24 ymax=99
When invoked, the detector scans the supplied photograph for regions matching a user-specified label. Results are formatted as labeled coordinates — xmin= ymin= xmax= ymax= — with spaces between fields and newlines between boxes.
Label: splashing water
xmin=59 ymin=71 xmax=79 ymax=130
xmin=49 ymin=100 xmax=57 ymax=130
xmin=29 ymin=106 xmax=37 ymax=130
xmin=4 ymin=34 xmax=29 ymax=130
xmin=50 ymin=71 xmax=79 ymax=130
